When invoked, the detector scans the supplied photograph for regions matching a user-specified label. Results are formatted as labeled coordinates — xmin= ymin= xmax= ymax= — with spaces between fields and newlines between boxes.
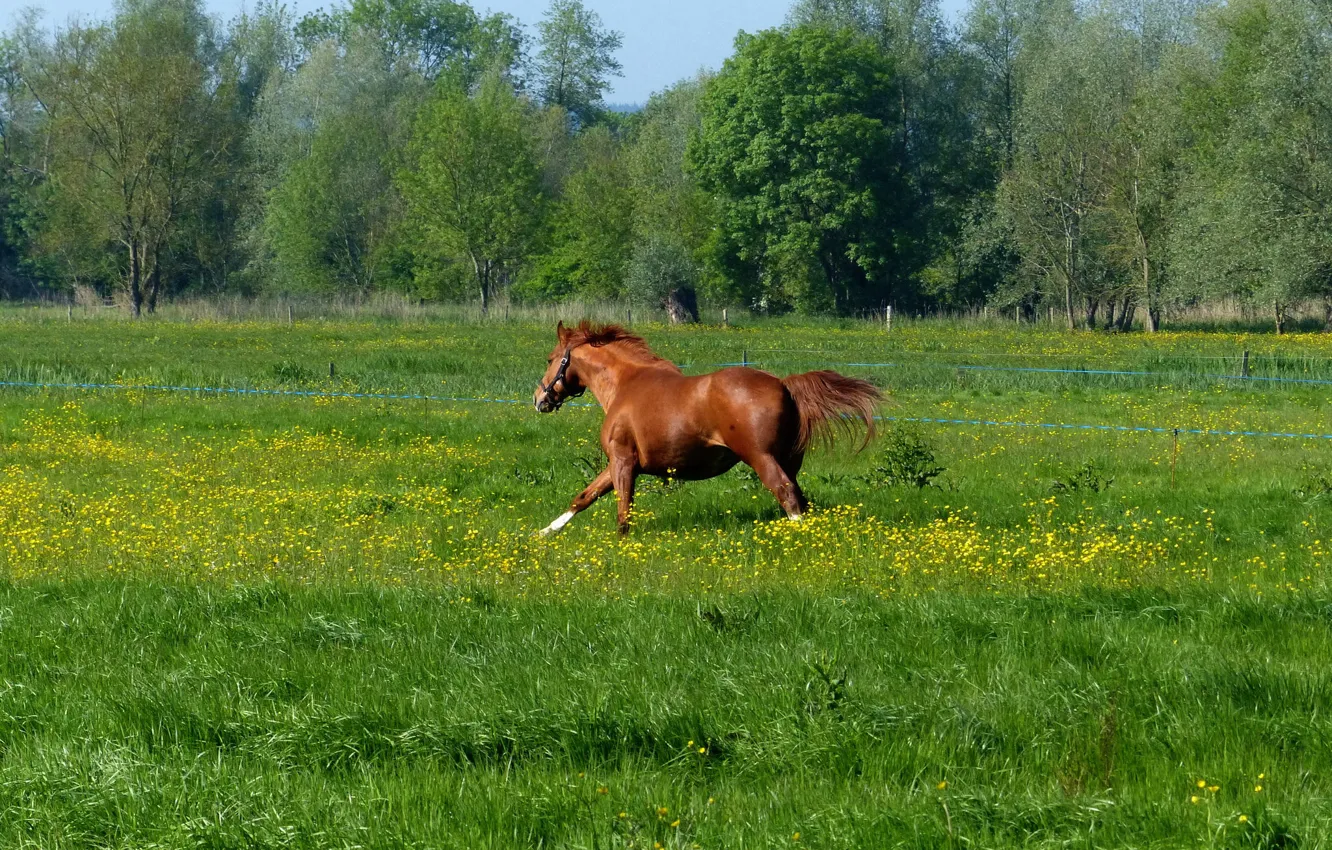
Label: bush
xmin=866 ymin=427 xmax=944 ymax=488
xmin=626 ymin=235 xmax=699 ymax=322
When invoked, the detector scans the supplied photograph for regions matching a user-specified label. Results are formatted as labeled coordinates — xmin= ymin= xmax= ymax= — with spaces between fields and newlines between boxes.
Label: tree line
xmin=1 ymin=0 xmax=1329 ymax=330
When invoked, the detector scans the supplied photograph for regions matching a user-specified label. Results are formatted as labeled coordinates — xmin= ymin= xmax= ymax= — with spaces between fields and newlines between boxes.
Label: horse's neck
xmin=579 ymin=349 xmax=658 ymax=409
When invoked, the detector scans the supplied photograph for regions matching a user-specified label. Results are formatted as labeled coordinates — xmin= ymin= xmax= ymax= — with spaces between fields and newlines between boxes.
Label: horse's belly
xmin=642 ymin=443 xmax=739 ymax=480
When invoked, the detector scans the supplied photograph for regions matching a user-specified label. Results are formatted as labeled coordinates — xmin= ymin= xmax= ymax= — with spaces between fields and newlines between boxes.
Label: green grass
xmin=1 ymin=582 xmax=1327 ymax=847
xmin=2 ymin=312 xmax=1332 ymax=846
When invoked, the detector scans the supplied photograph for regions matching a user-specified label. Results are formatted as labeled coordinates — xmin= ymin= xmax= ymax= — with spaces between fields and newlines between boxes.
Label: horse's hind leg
xmin=539 ymin=467 xmax=613 ymax=536
xmin=781 ymin=452 xmax=809 ymax=514
xmin=749 ymin=453 xmax=807 ymax=520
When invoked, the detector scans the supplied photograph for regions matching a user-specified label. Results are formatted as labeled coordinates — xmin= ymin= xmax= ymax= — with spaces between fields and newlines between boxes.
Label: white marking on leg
xmin=539 ymin=510 xmax=576 ymax=536
xmin=786 ymin=512 xmax=802 ymax=522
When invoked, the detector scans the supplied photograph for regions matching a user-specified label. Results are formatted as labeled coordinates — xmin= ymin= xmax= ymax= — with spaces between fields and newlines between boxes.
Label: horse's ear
xmin=556 ymin=320 xmax=566 ymax=340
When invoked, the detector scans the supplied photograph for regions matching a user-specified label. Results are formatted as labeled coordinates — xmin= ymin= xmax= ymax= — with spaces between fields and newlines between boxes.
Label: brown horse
xmin=532 ymin=321 xmax=882 ymax=535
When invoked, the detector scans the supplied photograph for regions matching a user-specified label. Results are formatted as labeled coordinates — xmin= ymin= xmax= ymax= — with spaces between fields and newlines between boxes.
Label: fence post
xmin=886 ymin=305 xmax=892 ymax=332
xmin=742 ymin=349 xmax=748 ymax=367
xmin=329 ymin=362 xmax=336 ymax=380
xmin=627 ymin=307 xmax=632 ymax=325
xmin=287 ymin=304 xmax=294 ymax=326
xmin=1241 ymin=350 xmax=1250 ymax=378
xmin=722 ymin=307 xmax=729 ymax=327
xmin=67 ymin=303 xmax=73 ymax=323
xmin=1170 ymin=428 xmax=1180 ymax=490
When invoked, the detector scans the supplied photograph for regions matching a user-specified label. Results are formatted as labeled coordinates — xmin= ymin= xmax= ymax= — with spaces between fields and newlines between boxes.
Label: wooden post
xmin=1241 ymin=350 xmax=1250 ymax=378
xmin=886 ymin=305 xmax=893 ymax=332
xmin=67 ymin=303 xmax=73 ymax=322
xmin=287 ymin=304 xmax=294 ymax=326
xmin=627 ymin=308 xmax=632 ymax=326
xmin=329 ymin=362 xmax=335 ymax=379
xmin=722 ymin=308 xmax=728 ymax=327
xmin=742 ymin=349 xmax=748 ymax=367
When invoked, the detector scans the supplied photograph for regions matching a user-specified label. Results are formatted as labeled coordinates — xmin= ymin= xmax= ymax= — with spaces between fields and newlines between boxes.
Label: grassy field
xmin=2 ymin=312 xmax=1332 ymax=847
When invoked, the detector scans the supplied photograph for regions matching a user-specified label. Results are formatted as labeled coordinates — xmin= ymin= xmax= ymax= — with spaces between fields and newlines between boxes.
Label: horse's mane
xmin=562 ymin=321 xmax=678 ymax=370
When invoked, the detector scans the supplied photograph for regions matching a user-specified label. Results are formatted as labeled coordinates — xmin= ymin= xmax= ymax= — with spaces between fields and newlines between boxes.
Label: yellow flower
xmin=1190 ymin=796 xmax=1200 ymax=804
xmin=658 ymin=806 xmax=669 ymax=817
xmin=671 ymin=819 xmax=680 ymax=828
xmin=793 ymin=833 xmax=801 ymax=841
xmin=597 ymin=785 xmax=608 ymax=794
xmin=936 ymin=781 xmax=948 ymax=790
xmin=1239 ymin=815 xmax=1249 ymax=824
xmin=1208 ymin=785 xmax=1220 ymax=792
xmin=1197 ymin=780 xmax=1206 ymax=788
xmin=1255 ymin=785 xmax=1262 ymax=792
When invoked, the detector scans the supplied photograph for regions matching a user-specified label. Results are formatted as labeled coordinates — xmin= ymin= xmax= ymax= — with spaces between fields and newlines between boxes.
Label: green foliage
xmin=1052 ymin=460 xmax=1114 ymax=493
xmin=690 ymin=26 xmax=913 ymax=314
xmin=399 ymin=72 xmax=542 ymax=313
xmin=1168 ymin=0 xmax=1332 ymax=333
xmin=624 ymin=235 xmax=698 ymax=308
xmin=867 ymin=426 xmax=944 ymax=488
xmin=260 ymin=38 xmax=414 ymax=296
xmin=533 ymin=0 xmax=623 ymax=126
xmin=7 ymin=0 xmax=1332 ymax=330
xmin=524 ymin=125 xmax=634 ymax=301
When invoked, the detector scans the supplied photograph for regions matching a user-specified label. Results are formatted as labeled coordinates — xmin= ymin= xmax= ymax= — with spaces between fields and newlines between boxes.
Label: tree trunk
xmin=1118 ymin=298 xmax=1136 ymax=332
xmin=664 ymin=287 xmax=699 ymax=324
xmin=146 ymin=246 xmax=162 ymax=314
xmin=1140 ymin=254 xmax=1156 ymax=333
xmin=472 ymin=254 xmax=490 ymax=316
xmin=1064 ymin=236 xmax=1076 ymax=331
xmin=1084 ymin=297 xmax=1098 ymax=330
xmin=1274 ymin=301 xmax=1285 ymax=335
xmin=1104 ymin=299 xmax=1116 ymax=331
xmin=1323 ymin=296 xmax=1332 ymax=333
xmin=128 ymin=241 xmax=143 ymax=319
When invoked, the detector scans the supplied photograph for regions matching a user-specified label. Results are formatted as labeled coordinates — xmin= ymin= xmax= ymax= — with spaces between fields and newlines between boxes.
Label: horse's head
xmin=534 ymin=321 xmax=586 ymax=413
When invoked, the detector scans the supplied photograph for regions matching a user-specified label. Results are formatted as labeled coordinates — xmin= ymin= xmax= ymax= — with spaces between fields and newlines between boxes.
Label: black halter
xmin=537 ymin=347 xmax=585 ymax=411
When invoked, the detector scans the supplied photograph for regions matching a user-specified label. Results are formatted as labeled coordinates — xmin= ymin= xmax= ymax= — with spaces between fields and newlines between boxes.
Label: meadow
xmin=2 ymin=310 xmax=1332 ymax=847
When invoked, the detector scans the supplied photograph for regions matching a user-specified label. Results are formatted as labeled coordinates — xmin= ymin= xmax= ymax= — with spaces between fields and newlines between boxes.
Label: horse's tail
xmin=781 ymin=370 xmax=883 ymax=454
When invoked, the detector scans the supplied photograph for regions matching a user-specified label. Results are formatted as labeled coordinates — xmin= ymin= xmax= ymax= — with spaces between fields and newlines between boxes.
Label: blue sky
xmin=22 ymin=0 xmax=965 ymax=104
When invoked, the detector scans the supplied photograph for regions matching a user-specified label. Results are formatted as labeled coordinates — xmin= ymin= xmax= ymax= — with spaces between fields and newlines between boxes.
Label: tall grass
xmin=1 ymin=315 xmax=1330 ymax=847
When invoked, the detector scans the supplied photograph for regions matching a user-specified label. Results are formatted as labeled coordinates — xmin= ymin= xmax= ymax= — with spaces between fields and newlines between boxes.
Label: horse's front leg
xmin=539 ymin=467 xmax=614 ymax=536
xmin=613 ymin=457 xmax=638 ymax=535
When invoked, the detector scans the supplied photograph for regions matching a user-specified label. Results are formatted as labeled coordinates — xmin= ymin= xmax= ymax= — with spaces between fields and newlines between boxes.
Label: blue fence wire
xmin=691 ymin=360 xmax=1332 ymax=387
xmin=5 ymin=378 xmax=1332 ymax=441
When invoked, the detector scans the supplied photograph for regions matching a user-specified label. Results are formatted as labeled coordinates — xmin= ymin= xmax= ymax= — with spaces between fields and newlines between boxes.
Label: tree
xmin=533 ymin=0 xmax=622 ymax=126
xmin=399 ymin=72 xmax=542 ymax=314
xmin=296 ymin=0 xmax=522 ymax=83
xmin=527 ymin=125 xmax=635 ymax=301
xmin=1169 ymin=0 xmax=1332 ymax=333
xmin=26 ymin=0 xmax=229 ymax=316
xmin=257 ymin=37 xmax=415 ymax=297
xmin=791 ymin=0 xmax=995 ymax=311
xmin=624 ymin=78 xmax=719 ymax=299
xmin=996 ymin=16 xmax=1134 ymax=328
xmin=689 ymin=26 xmax=912 ymax=314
